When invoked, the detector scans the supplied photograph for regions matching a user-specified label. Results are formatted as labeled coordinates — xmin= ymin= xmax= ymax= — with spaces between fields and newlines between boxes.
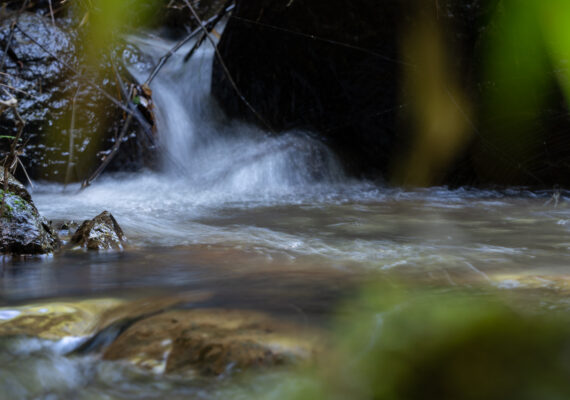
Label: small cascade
xmin=127 ymin=34 xmax=345 ymax=196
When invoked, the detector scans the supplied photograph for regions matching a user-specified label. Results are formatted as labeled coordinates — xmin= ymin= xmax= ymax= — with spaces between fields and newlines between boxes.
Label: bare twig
xmin=0 ymin=82 xmax=38 ymax=99
xmin=181 ymin=0 xmax=275 ymax=133
xmin=65 ymin=85 xmax=81 ymax=186
xmin=183 ymin=0 xmax=234 ymax=62
xmin=48 ymin=0 xmax=56 ymax=26
xmin=143 ymin=29 xmax=202 ymax=87
xmin=81 ymin=60 xmax=136 ymax=189
xmin=143 ymin=2 xmax=235 ymax=86
xmin=0 ymin=0 xmax=31 ymax=73
xmin=229 ymin=15 xmax=415 ymax=67
xmin=82 ymin=110 xmax=134 ymax=189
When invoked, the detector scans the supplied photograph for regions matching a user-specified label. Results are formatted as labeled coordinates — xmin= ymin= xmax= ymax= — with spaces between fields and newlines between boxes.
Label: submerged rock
xmin=0 ymin=171 xmax=60 ymax=255
xmin=0 ymin=293 xmax=207 ymax=341
xmin=0 ymin=298 xmax=125 ymax=340
xmin=0 ymin=295 xmax=321 ymax=377
xmin=71 ymin=211 xmax=126 ymax=250
xmin=103 ymin=309 xmax=321 ymax=376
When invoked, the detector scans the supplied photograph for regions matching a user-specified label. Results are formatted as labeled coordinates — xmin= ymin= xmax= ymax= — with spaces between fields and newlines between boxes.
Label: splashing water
xmin=26 ymin=34 xmax=570 ymax=287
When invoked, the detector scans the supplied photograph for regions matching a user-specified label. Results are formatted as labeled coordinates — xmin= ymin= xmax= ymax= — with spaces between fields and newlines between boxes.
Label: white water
xmin=29 ymin=34 xmax=570 ymax=282
xmin=33 ymin=34 xmax=356 ymax=245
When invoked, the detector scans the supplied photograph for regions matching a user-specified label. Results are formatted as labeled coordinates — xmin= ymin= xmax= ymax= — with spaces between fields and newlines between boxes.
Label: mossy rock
xmin=0 ymin=191 xmax=60 ymax=255
xmin=0 ymin=299 xmax=125 ymax=340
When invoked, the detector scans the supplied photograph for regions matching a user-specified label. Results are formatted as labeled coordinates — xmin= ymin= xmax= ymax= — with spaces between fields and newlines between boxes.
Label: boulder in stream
xmin=0 ymin=170 xmax=60 ymax=255
xmin=71 ymin=211 xmax=126 ymax=250
xmin=103 ymin=308 xmax=322 ymax=376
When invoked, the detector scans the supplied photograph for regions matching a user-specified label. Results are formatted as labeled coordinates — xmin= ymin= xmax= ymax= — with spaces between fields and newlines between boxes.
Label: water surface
xmin=1 ymin=32 xmax=569 ymax=400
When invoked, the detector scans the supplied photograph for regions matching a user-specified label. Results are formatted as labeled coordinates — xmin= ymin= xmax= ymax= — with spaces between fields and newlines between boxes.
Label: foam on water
xmin=29 ymin=33 xmax=570 ymax=275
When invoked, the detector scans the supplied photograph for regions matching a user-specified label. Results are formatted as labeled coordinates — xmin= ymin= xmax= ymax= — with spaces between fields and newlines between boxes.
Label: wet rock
xmin=0 ymin=169 xmax=31 ymax=203
xmin=0 ymin=1 xmax=226 ymax=183
xmin=0 ymin=299 xmax=125 ymax=340
xmin=0 ymin=171 xmax=60 ymax=255
xmin=0 ymin=12 xmax=77 ymax=175
xmin=0 ymin=10 xmax=156 ymax=182
xmin=71 ymin=211 xmax=126 ymax=250
xmin=103 ymin=309 xmax=322 ymax=376
xmin=0 ymin=293 xmax=209 ymax=341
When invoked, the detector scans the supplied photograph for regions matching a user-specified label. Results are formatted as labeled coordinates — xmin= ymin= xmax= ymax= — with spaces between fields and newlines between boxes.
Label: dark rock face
xmin=0 ymin=172 xmax=60 ymax=255
xmin=213 ymin=0 xmax=401 ymax=176
xmin=213 ymin=0 xmax=570 ymax=186
xmin=0 ymin=11 xmax=156 ymax=182
xmin=212 ymin=0 xmax=493 ymax=176
xmin=0 ymin=0 xmax=228 ymax=183
xmin=71 ymin=211 xmax=126 ymax=250
xmin=0 ymin=12 xmax=77 ymax=176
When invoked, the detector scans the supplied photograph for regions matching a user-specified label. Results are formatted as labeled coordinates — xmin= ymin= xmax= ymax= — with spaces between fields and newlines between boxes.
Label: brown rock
xmin=71 ymin=211 xmax=126 ymax=250
xmin=103 ymin=309 xmax=322 ymax=376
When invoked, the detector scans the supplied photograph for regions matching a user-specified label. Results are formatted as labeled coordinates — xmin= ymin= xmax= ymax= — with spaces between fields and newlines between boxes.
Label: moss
xmin=0 ymin=190 xmax=29 ymax=219
xmin=0 ymin=191 xmax=14 ymax=218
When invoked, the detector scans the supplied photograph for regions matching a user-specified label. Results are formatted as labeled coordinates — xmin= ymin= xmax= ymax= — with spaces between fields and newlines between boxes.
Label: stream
xmin=1 ymin=33 xmax=569 ymax=399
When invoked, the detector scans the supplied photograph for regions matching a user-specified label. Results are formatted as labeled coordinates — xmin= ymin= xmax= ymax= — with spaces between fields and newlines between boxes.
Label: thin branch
xmin=48 ymin=0 xmax=56 ymax=26
xmin=229 ymin=15 xmax=415 ymax=68
xmin=65 ymin=85 xmax=81 ymax=186
xmin=143 ymin=29 xmax=202 ymax=87
xmin=0 ymin=0 xmax=31 ymax=72
xmin=13 ymin=25 xmax=171 ymax=187
xmin=143 ymin=2 xmax=235 ymax=86
xmin=81 ymin=111 xmax=134 ymax=189
xmin=0 ymin=82 xmax=39 ymax=99
xmin=17 ymin=157 xmax=33 ymax=190
xmin=183 ymin=0 xmax=234 ymax=63
xmin=81 ymin=61 xmax=136 ymax=189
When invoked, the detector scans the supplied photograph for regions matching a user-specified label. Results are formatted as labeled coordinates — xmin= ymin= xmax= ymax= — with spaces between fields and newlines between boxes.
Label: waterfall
xmin=126 ymin=34 xmax=345 ymax=197
xmin=32 ymin=32 xmax=356 ymax=248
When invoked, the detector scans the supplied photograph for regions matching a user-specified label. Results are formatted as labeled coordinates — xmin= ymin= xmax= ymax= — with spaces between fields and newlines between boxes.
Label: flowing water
xmin=1 ymin=33 xmax=570 ymax=399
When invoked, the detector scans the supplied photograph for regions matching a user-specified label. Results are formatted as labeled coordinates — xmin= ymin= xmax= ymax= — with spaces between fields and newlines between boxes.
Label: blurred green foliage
xmin=256 ymin=284 xmax=570 ymax=400
xmin=540 ymin=0 xmax=570 ymax=103
xmin=76 ymin=0 xmax=159 ymax=64
xmin=478 ymin=0 xmax=570 ymax=182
